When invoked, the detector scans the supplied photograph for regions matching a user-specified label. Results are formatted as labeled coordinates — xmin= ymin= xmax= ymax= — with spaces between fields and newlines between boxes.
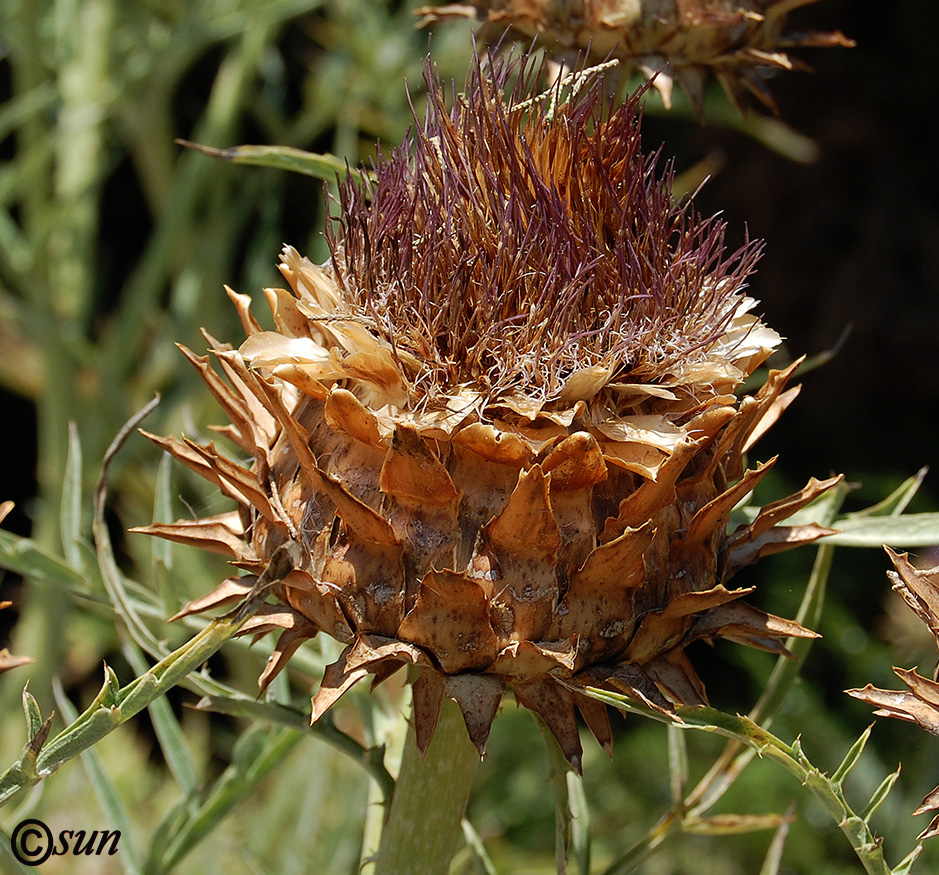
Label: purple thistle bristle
xmin=326 ymin=52 xmax=763 ymax=403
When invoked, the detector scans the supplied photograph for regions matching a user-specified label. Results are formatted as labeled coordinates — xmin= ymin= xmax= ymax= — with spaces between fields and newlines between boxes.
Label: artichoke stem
xmin=374 ymin=696 xmax=479 ymax=875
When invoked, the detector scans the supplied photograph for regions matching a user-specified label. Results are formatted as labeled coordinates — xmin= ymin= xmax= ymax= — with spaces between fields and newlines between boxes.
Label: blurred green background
xmin=1 ymin=1 xmax=937 ymax=872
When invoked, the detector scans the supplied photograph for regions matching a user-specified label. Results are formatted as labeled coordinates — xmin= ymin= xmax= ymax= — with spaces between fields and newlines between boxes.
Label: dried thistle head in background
xmin=848 ymin=549 xmax=939 ymax=840
xmin=419 ymin=0 xmax=853 ymax=113
xmin=136 ymin=54 xmax=841 ymax=768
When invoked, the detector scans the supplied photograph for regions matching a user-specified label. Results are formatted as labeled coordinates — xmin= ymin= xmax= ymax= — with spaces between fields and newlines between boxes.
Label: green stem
xmin=589 ymin=690 xmax=897 ymax=875
xmin=684 ymin=541 xmax=838 ymax=819
xmin=372 ymin=697 xmax=479 ymax=875
xmin=0 ymin=610 xmax=247 ymax=809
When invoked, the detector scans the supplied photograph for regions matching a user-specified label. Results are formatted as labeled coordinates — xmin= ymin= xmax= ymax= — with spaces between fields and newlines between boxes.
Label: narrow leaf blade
xmin=177 ymin=140 xmax=371 ymax=185
xmin=831 ymin=725 xmax=874 ymax=788
xmin=758 ymin=803 xmax=796 ymax=875
xmin=825 ymin=514 xmax=939 ymax=548
xmin=861 ymin=766 xmax=902 ymax=822
xmin=53 ymin=680 xmax=142 ymax=873
xmin=124 ymin=643 xmax=199 ymax=797
xmin=60 ymin=422 xmax=85 ymax=571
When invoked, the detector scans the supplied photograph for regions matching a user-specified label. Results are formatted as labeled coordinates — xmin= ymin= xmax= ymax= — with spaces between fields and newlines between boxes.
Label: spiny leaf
xmin=832 ymin=725 xmax=874 ymax=788
xmin=891 ymin=843 xmax=925 ymax=875
xmin=861 ymin=766 xmax=902 ymax=823
xmin=34 ymin=706 xmax=123 ymax=774
xmin=18 ymin=713 xmax=54 ymax=781
xmin=840 ymin=816 xmax=869 ymax=848
xmin=53 ymin=679 xmax=143 ymax=874
xmin=21 ymin=688 xmax=43 ymax=741
xmin=77 ymin=663 xmax=122 ymax=715
xmin=14 ymin=684 xmax=51 ymax=763
xmin=586 ymin=689 xmax=894 ymax=874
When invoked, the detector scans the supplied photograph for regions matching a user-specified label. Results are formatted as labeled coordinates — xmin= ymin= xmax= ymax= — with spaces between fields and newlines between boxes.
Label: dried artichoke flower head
xmin=137 ymin=55 xmax=841 ymax=769
xmin=419 ymin=0 xmax=854 ymax=113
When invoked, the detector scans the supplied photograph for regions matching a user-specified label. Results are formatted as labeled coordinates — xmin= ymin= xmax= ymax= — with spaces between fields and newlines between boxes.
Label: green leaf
xmin=124 ymin=642 xmax=199 ymax=797
xmin=684 ymin=813 xmax=794 ymax=836
xmin=534 ymin=714 xmax=577 ymax=875
xmin=758 ymin=803 xmax=795 ymax=875
xmin=825 ymin=514 xmax=939 ymax=547
xmin=0 ymin=81 xmax=55 ymax=143
xmin=831 ymin=725 xmax=874 ymax=788
xmin=147 ymin=795 xmax=192 ymax=873
xmin=93 ymin=395 xmax=165 ymax=656
xmin=860 ymin=766 xmax=902 ymax=823
xmin=567 ymin=769 xmax=591 ymax=875
xmin=60 ymin=422 xmax=85 ymax=572
xmin=21 ymin=688 xmax=43 ymax=741
xmin=53 ymin=679 xmax=143 ymax=874
xmin=0 ymin=529 xmax=92 ymax=591
xmin=156 ymin=725 xmax=301 ymax=872
xmin=153 ymin=451 xmax=175 ymax=570
xmin=460 ymin=819 xmax=498 ymax=875
xmin=0 ymin=837 xmax=37 ymax=875
xmin=177 ymin=140 xmax=373 ymax=186
xmin=193 ymin=694 xmax=395 ymax=804
xmin=891 ymin=842 xmax=924 ymax=875
xmin=667 ymin=722 xmax=689 ymax=805
xmin=847 ymin=468 xmax=928 ymax=519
